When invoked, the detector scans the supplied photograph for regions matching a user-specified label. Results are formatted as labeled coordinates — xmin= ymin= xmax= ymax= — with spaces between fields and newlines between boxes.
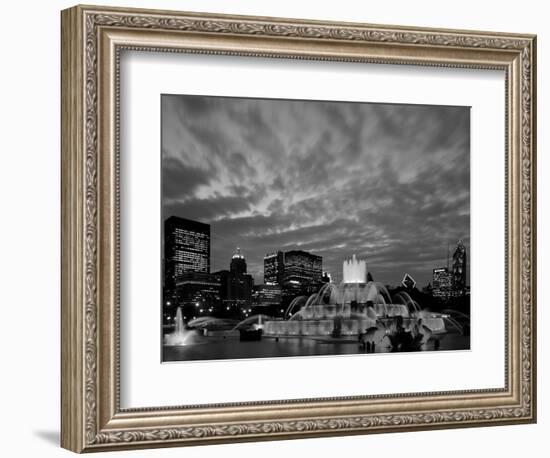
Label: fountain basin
xmin=264 ymin=317 xmax=378 ymax=337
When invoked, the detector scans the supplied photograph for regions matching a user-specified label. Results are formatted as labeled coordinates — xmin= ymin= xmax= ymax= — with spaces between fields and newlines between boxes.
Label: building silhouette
xmin=216 ymin=248 xmax=254 ymax=313
xmin=175 ymin=272 xmax=221 ymax=316
xmin=432 ymin=240 xmax=468 ymax=302
xmin=432 ymin=267 xmax=452 ymax=300
xmin=402 ymin=273 xmax=417 ymax=290
xmin=263 ymin=249 xmax=323 ymax=298
xmin=230 ymin=247 xmax=247 ymax=275
xmin=264 ymin=251 xmax=284 ymax=285
xmin=164 ymin=216 xmax=210 ymax=306
xmin=283 ymin=250 xmax=322 ymax=284
xmin=452 ymin=240 xmax=467 ymax=295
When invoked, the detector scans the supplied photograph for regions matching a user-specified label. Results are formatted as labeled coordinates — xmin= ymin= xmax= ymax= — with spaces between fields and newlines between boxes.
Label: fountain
xmin=232 ymin=314 xmax=270 ymax=331
xmin=230 ymin=314 xmax=271 ymax=341
xmin=343 ymin=254 xmax=367 ymax=283
xmin=187 ymin=316 xmax=237 ymax=329
xmin=264 ymin=255 xmax=447 ymax=338
xmin=164 ymin=307 xmax=199 ymax=346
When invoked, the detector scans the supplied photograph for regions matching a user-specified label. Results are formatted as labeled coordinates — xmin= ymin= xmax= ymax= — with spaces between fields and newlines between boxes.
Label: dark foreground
xmin=163 ymin=331 xmax=470 ymax=362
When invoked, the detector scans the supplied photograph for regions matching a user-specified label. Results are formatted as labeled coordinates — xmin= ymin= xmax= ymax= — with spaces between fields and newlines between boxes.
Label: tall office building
xmin=164 ymin=216 xmax=210 ymax=304
xmin=262 ymin=249 xmax=324 ymax=297
xmin=217 ymin=248 xmax=254 ymax=310
xmin=282 ymin=250 xmax=323 ymax=296
xmin=452 ymin=240 xmax=467 ymax=295
xmin=230 ymin=247 xmax=247 ymax=275
xmin=283 ymin=250 xmax=322 ymax=284
xmin=432 ymin=267 xmax=452 ymax=300
xmin=264 ymin=251 xmax=284 ymax=285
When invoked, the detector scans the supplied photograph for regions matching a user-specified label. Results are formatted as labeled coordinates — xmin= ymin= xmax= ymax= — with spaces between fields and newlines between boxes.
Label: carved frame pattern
xmin=61 ymin=4 xmax=536 ymax=453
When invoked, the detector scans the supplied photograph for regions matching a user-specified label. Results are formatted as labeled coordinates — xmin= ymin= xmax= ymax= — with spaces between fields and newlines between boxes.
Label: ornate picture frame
xmin=61 ymin=4 xmax=536 ymax=453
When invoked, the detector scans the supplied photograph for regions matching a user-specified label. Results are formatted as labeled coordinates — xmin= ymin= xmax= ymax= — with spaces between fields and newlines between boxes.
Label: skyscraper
xmin=164 ymin=216 xmax=210 ymax=304
xmin=432 ymin=267 xmax=452 ymax=300
xmin=402 ymin=273 xmax=417 ymax=290
xmin=282 ymin=250 xmax=323 ymax=296
xmin=283 ymin=250 xmax=322 ymax=284
xmin=217 ymin=248 xmax=254 ymax=311
xmin=452 ymin=240 xmax=467 ymax=295
xmin=264 ymin=251 xmax=284 ymax=285
xmin=230 ymin=247 xmax=247 ymax=275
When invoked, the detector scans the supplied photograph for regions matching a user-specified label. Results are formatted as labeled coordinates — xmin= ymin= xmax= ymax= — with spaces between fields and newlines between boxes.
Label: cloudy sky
xmin=161 ymin=94 xmax=470 ymax=286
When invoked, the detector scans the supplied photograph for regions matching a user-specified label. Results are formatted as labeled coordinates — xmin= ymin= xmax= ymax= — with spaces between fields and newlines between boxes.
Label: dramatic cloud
xmin=162 ymin=94 xmax=470 ymax=286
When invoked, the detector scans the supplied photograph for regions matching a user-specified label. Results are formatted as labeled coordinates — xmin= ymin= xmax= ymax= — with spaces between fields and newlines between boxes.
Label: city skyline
xmin=163 ymin=213 xmax=469 ymax=289
xmin=162 ymin=213 xmax=470 ymax=361
xmin=162 ymin=94 xmax=470 ymax=286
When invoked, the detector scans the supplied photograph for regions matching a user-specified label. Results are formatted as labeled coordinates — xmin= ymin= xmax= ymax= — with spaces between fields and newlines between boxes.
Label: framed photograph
xmin=61 ymin=4 xmax=537 ymax=453
xmin=160 ymin=95 xmax=472 ymax=362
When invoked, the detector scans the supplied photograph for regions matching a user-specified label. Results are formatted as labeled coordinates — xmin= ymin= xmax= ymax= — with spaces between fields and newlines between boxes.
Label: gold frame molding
xmin=61 ymin=4 xmax=537 ymax=453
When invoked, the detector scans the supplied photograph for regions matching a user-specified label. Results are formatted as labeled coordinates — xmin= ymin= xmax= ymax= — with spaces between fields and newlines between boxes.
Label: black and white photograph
xmin=161 ymin=94 xmax=471 ymax=362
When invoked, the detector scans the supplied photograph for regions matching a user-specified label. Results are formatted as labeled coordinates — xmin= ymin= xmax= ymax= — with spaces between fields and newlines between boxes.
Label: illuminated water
xmin=162 ymin=331 xmax=469 ymax=362
xmin=163 ymin=255 xmax=469 ymax=362
xmin=164 ymin=307 xmax=200 ymax=346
